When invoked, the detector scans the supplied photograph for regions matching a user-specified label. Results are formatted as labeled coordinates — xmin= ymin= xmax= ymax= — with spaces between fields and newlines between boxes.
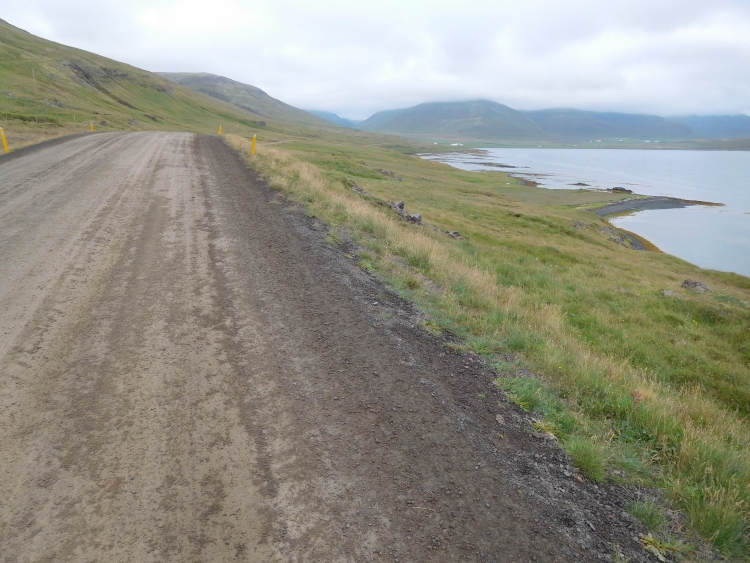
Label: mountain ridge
xmin=672 ymin=114 xmax=750 ymax=139
xmin=358 ymin=100 xmax=547 ymax=140
xmin=522 ymin=108 xmax=693 ymax=140
xmin=357 ymin=100 xmax=706 ymax=141
xmin=158 ymin=72 xmax=331 ymax=127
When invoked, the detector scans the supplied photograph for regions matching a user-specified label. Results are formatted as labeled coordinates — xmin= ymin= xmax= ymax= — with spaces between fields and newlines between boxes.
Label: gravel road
xmin=0 ymin=133 xmax=653 ymax=562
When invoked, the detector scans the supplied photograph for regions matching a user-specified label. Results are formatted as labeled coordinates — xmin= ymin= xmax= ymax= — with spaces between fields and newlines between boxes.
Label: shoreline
xmin=420 ymin=151 xmax=733 ymax=263
xmin=593 ymin=196 xmax=723 ymax=255
xmin=592 ymin=196 xmax=723 ymax=217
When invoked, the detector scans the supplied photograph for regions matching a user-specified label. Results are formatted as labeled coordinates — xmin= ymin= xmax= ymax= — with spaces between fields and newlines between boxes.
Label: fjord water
xmin=424 ymin=149 xmax=750 ymax=277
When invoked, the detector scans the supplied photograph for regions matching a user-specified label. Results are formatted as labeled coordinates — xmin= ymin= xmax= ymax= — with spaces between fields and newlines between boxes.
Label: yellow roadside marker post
xmin=1 ymin=128 xmax=9 ymax=153
xmin=251 ymin=134 xmax=257 ymax=156
xmin=89 ymin=121 xmax=95 ymax=132
xmin=218 ymin=125 xmax=223 ymax=135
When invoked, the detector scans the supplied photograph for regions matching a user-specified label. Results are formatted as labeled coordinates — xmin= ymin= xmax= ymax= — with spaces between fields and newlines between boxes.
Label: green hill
xmin=0 ymin=18 xmax=283 ymax=147
xmin=523 ymin=108 xmax=694 ymax=140
xmin=358 ymin=100 xmax=546 ymax=141
xmin=159 ymin=72 xmax=330 ymax=127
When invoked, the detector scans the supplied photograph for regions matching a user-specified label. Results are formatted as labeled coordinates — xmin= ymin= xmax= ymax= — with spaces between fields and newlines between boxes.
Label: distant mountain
xmin=357 ymin=101 xmax=698 ymax=142
xmin=672 ymin=115 xmax=750 ymax=139
xmin=356 ymin=109 xmax=407 ymax=132
xmin=307 ymin=110 xmax=360 ymax=128
xmin=358 ymin=100 xmax=546 ymax=140
xmin=159 ymin=72 xmax=330 ymax=127
xmin=523 ymin=109 xmax=694 ymax=140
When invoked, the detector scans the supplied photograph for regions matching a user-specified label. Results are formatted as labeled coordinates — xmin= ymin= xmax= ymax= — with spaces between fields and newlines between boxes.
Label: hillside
xmin=307 ymin=110 xmax=360 ymax=128
xmin=523 ymin=108 xmax=694 ymax=140
xmin=159 ymin=72 xmax=330 ymax=127
xmin=673 ymin=114 xmax=750 ymax=139
xmin=0 ymin=18 xmax=279 ymax=148
xmin=358 ymin=100 xmax=547 ymax=141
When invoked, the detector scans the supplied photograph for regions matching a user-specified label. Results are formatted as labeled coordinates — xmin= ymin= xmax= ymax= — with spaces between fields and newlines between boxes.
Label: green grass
xmin=629 ymin=500 xmax=667 ymax=531
xmin=227 ymin=131 xmax=750 ymax=559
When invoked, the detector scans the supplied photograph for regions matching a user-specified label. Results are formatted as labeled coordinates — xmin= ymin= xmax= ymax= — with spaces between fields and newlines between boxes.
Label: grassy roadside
xmin=227 ymin=133 xmax=750 ymax=558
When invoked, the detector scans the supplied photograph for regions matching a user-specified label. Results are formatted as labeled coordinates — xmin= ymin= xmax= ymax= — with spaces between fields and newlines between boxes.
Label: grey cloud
xmin=3 ymin=0 xmax=749 ymax=119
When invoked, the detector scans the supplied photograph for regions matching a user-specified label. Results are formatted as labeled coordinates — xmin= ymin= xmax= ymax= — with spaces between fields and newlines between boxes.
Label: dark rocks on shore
xmin=601 ymin=226 xmax=628 ymax=247
xmin=610 ymin=187 xmax=633 ymax=193
xmin=600 ymin=226 xmax=647 ymax=251
xmin=570 ymin=182 xmax=590 ymax=187
xmin=481 ymin=163 xmax=517 ymax=169
xmin=682 ymin=279 xmax=711 ymax=292
xmin=593 ymin=197 xmax=690 ymax=216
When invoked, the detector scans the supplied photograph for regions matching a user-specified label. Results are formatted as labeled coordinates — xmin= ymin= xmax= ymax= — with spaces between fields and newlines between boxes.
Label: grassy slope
xmin=0 ymin=18 xmax=305 ymax=150
xmin=158 ymin=72 xmax=331 ymax=127
xmin=228 ymin=128 xmax=750 ymax=558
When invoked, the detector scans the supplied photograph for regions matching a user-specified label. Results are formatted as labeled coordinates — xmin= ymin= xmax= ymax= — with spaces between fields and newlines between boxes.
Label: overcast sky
xmin=4 ymin=0 xmax=750 ymax=120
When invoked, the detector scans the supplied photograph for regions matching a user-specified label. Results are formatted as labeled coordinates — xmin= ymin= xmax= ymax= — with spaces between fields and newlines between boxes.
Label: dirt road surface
xmin=0 ymin=133 xmax=652 ymax=562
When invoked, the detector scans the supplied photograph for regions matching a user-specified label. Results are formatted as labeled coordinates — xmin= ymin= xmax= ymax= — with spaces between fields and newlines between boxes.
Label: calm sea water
xmin=422 ymin=149 xmax=750 ymax=277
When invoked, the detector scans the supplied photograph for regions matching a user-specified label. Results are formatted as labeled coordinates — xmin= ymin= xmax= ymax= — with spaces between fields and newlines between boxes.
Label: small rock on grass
xmin=681 ymin=279 xmax=710 ymax=292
